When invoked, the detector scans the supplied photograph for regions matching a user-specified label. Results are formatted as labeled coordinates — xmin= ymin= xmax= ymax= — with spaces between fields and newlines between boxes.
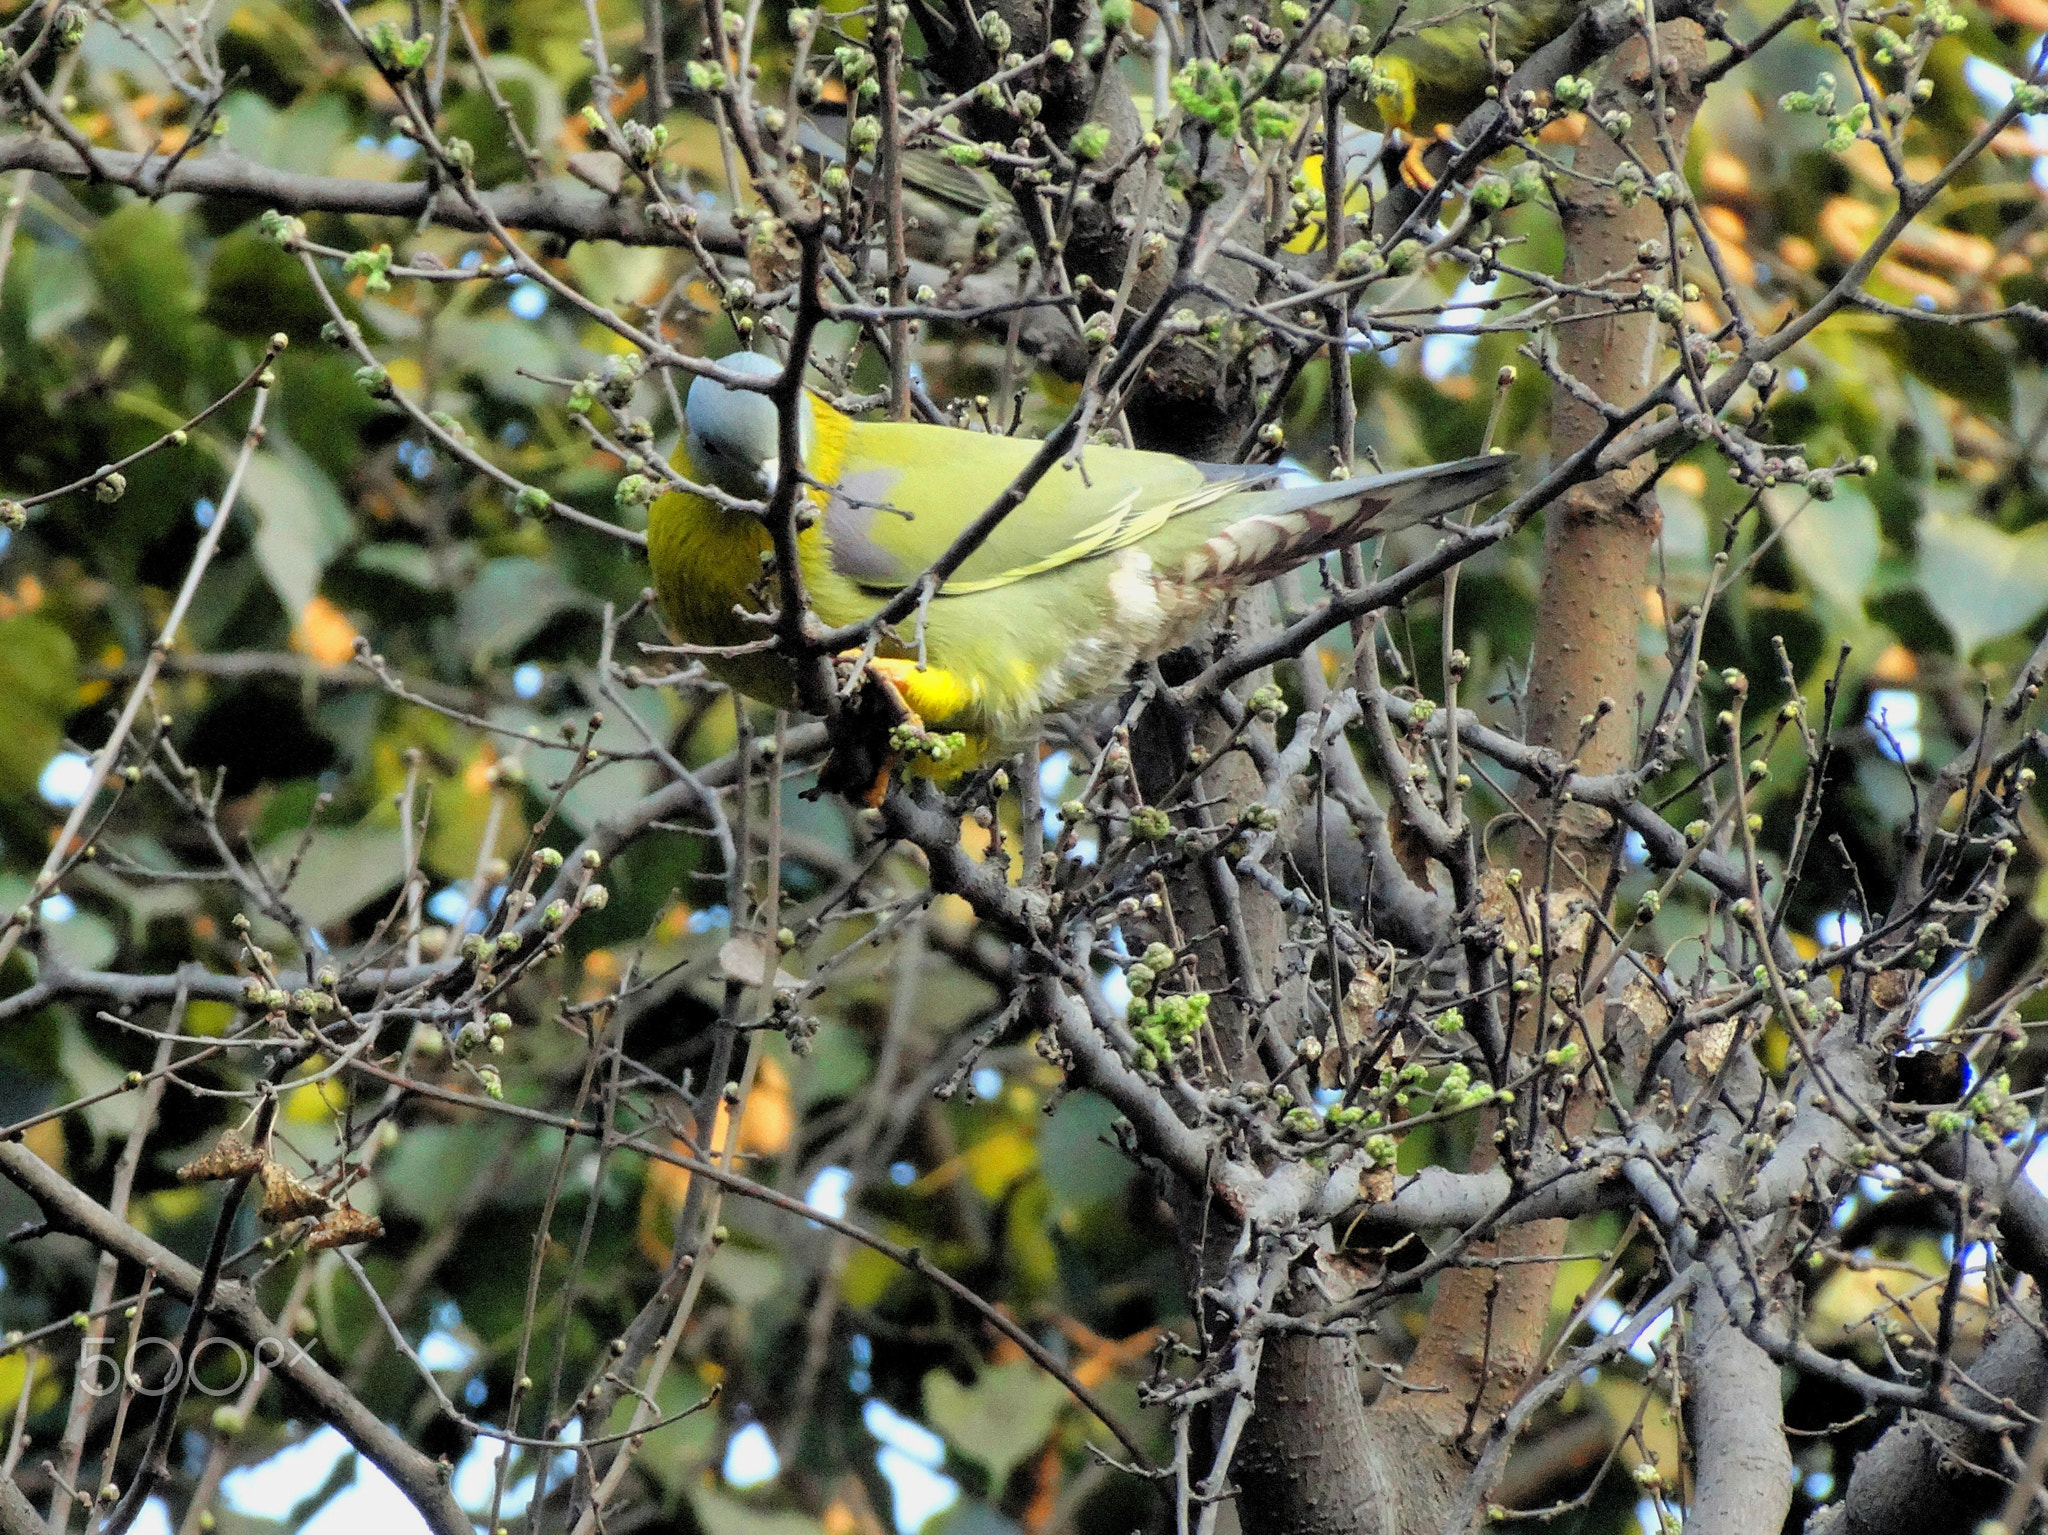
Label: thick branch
xmin=1808 ymin=1311 xmax=2048 ymax=1535
xmin=0 ymin=135 xmax=744 ymax=252
xmin=1685 ymin=1287 xmax=1794 ymax=1535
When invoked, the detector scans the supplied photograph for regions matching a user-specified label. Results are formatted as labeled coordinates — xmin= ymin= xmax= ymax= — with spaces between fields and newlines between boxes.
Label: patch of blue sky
xmin=417 ymin=1302 xmax=476 ymax=1372
xmin=804 ymin=1164 xmax=853 ymax=1221
xmin=1814 ymin=910 xmax=1864 ymax=950
xmin=1101 ymin=964 xmax=1132 ymax=1017
xmin=877 ymin=1447 xmax=959 ymax=1532
xmin=223 ymin=1426 xmax=431 ymax=1535
xmin=508 ymin=281 xmax=549 ymax=320
xmin=1964 ymin=54 xmax=2048 ymax=188
xmin=862 ymin=1400 xmax=958 ymax=1531
xmin=860 ymin=1375 xmax=961 ymax=1531
xmin=1911 ymin=963 xmax=1970 ymax=1040
xmin=1585 ymin=1297 xmax=1675 ymax=1364
xmin=417 ymin=1326 xmax=473 ymax=1368
xmin=38 ymin=750 xmax=93 ymax=808
xmin=863 ymin=1398 xmax=945 ymax=1466
xmin=723 ymin=1421 xmax=781 ymax=1487
xmin=451 ymin=1438 xmax=537 ymax=1515
xmin=1419 ymin=279 xmax=1497 ymax=382
xmin=1865 ymin=689 xmax=1922 ymax=764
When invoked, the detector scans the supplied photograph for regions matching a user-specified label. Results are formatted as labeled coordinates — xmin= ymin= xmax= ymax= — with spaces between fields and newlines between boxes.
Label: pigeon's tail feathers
xmin=1176 ymin=452 xmax=1515 ymax=594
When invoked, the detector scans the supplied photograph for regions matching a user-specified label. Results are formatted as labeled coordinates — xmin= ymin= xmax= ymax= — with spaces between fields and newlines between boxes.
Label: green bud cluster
xmin=1070 ymin=123 xmax=1110 ymax=162
xmin=1170 ymin=60 xmax=1242 ymax=139
xmin=1469 ymin=175 xmax=1511 ymax=213
xmin=1129 ymin=805 xmax=1172 ymax=842
xmin=1426 ymin=1062 xmax=1499 ymax=1113
xmin=364 ymin=21 xmax=435 ymax=75
xmin=1384 ymin=239 xmax=1424 ymax=276
xmin=621 ymin=120 xmax=668 ymax=165
xmin=1130 ymin=988 xmax=1210 ymax=1068
xmin=888 ymin=724 xmax=971 ymax=764
xmin=260 ymin=209 xmax=307 ymax=246
xmin=1335 ymin=241 xmax=1383 ymax=278
xmin=343 ymin=243 xmax=395 ymax=295
xmin=614 ymin=473 xmax=659 ymax=509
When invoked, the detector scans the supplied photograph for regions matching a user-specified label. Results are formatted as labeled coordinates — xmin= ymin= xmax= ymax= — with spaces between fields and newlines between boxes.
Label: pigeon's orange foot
xmin=814 ymin=654 xmax=977 ymax=805
xmin=1399 ymin=135 xmax=1436 ymax=192
xmin=1398 ymin=125 xmax=1454 ymax=193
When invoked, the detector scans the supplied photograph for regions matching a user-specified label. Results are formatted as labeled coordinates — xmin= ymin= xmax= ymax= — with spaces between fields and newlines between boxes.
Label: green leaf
xmin=1915 ymin=505 xmax=2048 ymax=657
xmin=457 ymin=557 xmax=590 ymax=661
xmin=0 ymin=883 xmax=118 ymax=976
xmin=20 ymin=240 xmax=94 ymax=343
xmin=202 ymin=226 xmax=332 ymax=341
xmin=88 ymin=204 xmax=199 ymax=387
xmin=241 ymin=440 xmax=353 ymax=617
xmin=689 ymin=1489 xmax=822 ymax=1535
xmin=217 ymin=88 xmax=355 ymax=178
xmin=56 ymin=1020 xmax=138 ymax=1149
xmin=923 ymin=1361 xmax=1067 ymax=1490
xmin=1763 ymin=484 xmax=1879 ymax=611
xmin=260 ymin=825 xmax=408 ymax=929
xmin=0 ymin=613 xmax=77 ymax=797
xmin=352 ymin=542 xmax=444 ymax=588
xmin=705 ymin=1244 xmax=785 ymax=1308
xmin=1038 ymin=1091 xmax=1134 ymax=1213
xmin=435 ymin=314 xmax=560 ymax=406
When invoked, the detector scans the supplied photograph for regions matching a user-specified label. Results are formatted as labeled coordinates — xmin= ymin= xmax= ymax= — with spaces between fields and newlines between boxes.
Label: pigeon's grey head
xmin=683 ymin=352 xmax=811 ymax=502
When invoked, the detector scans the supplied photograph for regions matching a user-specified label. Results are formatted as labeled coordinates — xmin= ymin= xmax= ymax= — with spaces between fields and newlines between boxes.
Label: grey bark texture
xmin=1808 ymin=1313 xmax=2048 ymax=1535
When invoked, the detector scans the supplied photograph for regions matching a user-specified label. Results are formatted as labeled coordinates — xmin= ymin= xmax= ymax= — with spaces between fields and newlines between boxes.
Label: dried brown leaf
xmin=176 ymin=1131 xmax=265 ymax=1184
xmin=258 ymin=1161 xmax=328 ymax=1223
xmin=306 ymin=1206 xmax=383 ymax=1251
xmin=1685 ymin=1018 xmax=1740 ymax=1077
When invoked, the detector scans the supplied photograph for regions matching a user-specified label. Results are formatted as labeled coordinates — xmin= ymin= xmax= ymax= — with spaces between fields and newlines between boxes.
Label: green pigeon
xmin=649 ymin=352 xmax=1513 ymax=782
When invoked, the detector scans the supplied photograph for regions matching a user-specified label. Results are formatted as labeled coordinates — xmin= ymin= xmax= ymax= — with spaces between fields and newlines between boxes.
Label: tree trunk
xmin=1370 ymin=25 xmax=1712 ymax=1533
xmin=1524 ymin=25 xmax=1708 ymax=790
